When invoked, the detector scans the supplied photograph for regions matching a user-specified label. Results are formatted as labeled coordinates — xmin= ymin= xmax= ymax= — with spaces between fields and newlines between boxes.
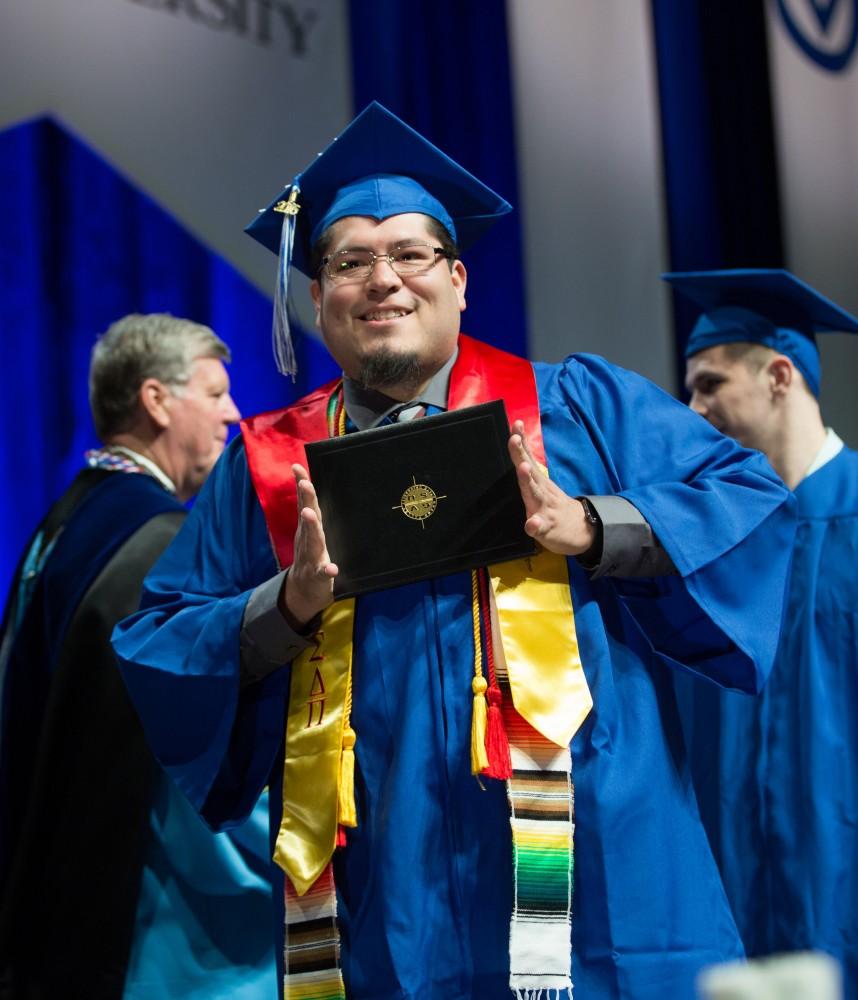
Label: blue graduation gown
xmin=676 ymin=444 xmax=858 ymax=996
xmin=113 ymin=355 xmax=796 ymax=1000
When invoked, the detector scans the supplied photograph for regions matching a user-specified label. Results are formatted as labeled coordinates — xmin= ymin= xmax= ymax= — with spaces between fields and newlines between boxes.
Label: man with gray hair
xmin=0 ymin=314 xmax=275 ymax=999
xmin=88 ymin=312 xmax=238 ymax=501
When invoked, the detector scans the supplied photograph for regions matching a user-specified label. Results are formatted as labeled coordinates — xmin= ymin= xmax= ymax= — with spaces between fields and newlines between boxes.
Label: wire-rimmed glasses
xmin=319 ymin=242 xmax=457 ymax=282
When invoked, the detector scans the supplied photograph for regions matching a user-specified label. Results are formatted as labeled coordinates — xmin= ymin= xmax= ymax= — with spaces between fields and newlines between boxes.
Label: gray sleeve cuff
xmin=583 ymin=495 xmax=677 ymax=579
xmin=240 ymin=570 xmax=319 ymax=683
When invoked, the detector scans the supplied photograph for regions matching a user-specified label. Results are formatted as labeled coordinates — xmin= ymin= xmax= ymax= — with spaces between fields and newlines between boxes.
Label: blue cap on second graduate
xmin=662 ymin=268 xmax=858 ymax=397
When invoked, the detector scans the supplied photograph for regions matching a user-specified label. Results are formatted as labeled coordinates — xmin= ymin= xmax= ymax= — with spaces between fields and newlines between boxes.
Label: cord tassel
xmin=337 ymin=726 xmax=358 ymax=829
xmin=477 ymin=565 xmax=511 ymax=780
xmin=470 ymin=569 xmax=490 ymax=775
xmin=471 ymin=676 xmax=489 ymax=774
xmin=483 ymin=682 xmax=512 ymax=779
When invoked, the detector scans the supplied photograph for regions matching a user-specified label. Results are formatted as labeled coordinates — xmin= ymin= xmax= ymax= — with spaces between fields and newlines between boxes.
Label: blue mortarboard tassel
xmin=272 ymin=185 xmax=301 ymax=379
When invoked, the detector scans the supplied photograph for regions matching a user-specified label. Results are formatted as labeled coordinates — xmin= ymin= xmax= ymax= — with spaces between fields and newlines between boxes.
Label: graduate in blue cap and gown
xmin=666 ymin=268 xmax=858 ymax=995
xmin=113 ymin=104 xmax=796 ymax=1000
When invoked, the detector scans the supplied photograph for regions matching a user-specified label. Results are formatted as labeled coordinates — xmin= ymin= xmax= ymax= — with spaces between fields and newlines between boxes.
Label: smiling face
xmin=310 ymin=213 xmax=467 ymax=400
xmin=163 ymin=356 xmax=241 ymax=500
xmin=684 ymin=343 xmax=777 ymax=450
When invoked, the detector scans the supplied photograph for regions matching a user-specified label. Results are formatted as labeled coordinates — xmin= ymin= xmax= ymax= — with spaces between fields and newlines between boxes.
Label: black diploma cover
xmin=305 ymin=400 xmax=537 ymax=598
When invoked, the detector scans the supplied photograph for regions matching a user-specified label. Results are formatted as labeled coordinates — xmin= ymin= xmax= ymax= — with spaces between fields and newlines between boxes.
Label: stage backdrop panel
xmin=0 ymin=0 xmax=352 ymax=311
xmin=766 ymin=0 xmax=858 ymax=445
xmin=507 ymin=0 xmax=673 ymax=391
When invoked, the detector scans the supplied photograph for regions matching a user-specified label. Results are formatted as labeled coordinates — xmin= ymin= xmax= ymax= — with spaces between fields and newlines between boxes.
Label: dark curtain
xmin=0 ymin=116 xmax=339 ymax=603
xmin=650 ymin=0 xmax=786 ymax=389
xmin=348 ymin=0 xmax=528 ymax=362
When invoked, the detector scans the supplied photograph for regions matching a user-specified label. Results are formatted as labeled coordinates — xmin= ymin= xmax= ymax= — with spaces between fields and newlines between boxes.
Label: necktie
xmin=392 ymin=403 xmax=427 ymax=422
xmin=381 ymin=402 xmax=427 ymax=425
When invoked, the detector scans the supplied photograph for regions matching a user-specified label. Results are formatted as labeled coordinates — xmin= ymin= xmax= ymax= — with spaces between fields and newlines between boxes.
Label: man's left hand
xmin=509 ymin=420 xmax=596 ymax=556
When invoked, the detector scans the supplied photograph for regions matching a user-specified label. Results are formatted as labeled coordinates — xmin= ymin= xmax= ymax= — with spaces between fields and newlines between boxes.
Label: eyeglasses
xmin=319 ymin=242 xmax=457 ymax=283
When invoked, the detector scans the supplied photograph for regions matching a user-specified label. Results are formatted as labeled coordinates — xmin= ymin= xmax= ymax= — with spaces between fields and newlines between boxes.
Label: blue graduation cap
xmin=245 ymin=102 xmax=512 ymax=376
xmin=662 ymin=268 xmax=858 ymax=397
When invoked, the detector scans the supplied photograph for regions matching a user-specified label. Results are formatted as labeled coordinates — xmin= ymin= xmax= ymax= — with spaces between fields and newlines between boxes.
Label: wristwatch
xmin=575 ymin=496 xmax=603 ymax=570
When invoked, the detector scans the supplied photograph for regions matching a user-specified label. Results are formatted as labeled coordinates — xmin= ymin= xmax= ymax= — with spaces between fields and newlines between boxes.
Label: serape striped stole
xmin=503 ymin=674 xmax=576 ymax=996
xmin=282 ymin=865 xmax=343 ymax=1000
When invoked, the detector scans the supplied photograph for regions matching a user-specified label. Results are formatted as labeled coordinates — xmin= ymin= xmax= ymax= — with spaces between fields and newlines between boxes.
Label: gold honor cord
xmin=275 ymin=598 xmax=356 ymax=896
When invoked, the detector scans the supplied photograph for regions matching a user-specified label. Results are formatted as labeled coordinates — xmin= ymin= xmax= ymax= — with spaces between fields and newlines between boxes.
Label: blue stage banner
xmin=347 ymin=0 xmax=528 ymax=362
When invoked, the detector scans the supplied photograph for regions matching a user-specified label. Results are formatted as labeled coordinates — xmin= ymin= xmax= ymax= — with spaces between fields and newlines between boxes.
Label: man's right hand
xmin=278 ymin=463 xmax=338 ymax=629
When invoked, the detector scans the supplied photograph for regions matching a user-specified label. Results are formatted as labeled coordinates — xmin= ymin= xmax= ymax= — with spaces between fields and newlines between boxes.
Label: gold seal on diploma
xmin=393 ymin=476 xmax=447 ymax=527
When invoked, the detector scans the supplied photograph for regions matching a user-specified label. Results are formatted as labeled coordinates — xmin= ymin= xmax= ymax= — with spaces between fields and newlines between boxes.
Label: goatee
xmin=356 ymin=348 xmax=426 ymax=394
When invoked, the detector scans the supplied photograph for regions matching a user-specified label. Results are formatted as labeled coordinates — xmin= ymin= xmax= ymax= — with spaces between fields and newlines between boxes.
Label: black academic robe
xmin=0 ymin=469 xmax=183 ymax=1000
